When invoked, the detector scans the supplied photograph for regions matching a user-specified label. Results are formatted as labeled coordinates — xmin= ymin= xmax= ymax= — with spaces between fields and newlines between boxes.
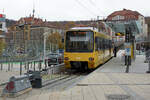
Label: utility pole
xmin=97 ymin=16 xmax=99 ymax=32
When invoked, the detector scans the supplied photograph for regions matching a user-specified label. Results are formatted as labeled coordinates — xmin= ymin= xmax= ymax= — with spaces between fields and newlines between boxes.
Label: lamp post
xmin=43 ymin=31 xmax=51 ymax=69
xmin=43 ymin=33 xmax=46 ymax=66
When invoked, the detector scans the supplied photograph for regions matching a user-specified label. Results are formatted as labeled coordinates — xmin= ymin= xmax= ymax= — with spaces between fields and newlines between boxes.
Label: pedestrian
xmin=113 ymin=47 xmax=117 ymax=57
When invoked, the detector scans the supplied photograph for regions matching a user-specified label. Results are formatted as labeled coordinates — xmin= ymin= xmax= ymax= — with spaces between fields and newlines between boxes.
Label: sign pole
xmin=146 ymin=51 xmax=150 ymax=73
xmin=126 ymin=56 xmax=129 ymax=73
xmin=148 ymin=61 xmax=150 ymax=73
xmin=125 ymin=26 xmax=132 ymax=73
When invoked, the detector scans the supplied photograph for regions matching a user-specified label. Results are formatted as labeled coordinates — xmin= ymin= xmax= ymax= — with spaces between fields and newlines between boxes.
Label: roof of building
xmin=17 ymin=17 xmax=43 ymax=26
xmin=107 ymin=9 xmax=143 ymax=21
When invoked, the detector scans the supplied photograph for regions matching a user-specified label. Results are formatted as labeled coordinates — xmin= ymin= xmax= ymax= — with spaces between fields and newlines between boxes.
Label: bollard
xmin=27 ymin=62 xmax=29 ymax=72
xmin=11 ymin=62 xmax=13 ymax=70
xmin=52 ymin=65 xmax=54 ymax=79
xmin=149 ymin=61 xmax=150 ymax=72
xmin=45 ymin=60 xmax=47 ymax=70
xmin=39 ymin=61 xmax=41 ymax=71
xmin=0 ymin=63 xmax=3 ymax=70
xmin=24 ymin=62 xmax=26 ymax=70
xmin=31 ymin=62 xmax=32 ymax=68
xmin=8 ymin=62 xmax=10 ymax=71
xmin=20 ymin=62 xmax=22 ymax=75
xmin=34 ymin=61 xmax=35 ymax=71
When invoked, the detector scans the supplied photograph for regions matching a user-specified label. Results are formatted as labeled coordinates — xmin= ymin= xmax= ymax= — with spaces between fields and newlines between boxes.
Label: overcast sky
xmin=0 ymin=0 xmax=149 ymax=21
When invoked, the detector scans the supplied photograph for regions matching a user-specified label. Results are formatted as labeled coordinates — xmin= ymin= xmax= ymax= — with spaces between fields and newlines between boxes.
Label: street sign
xmin=125 ymin=43 xmax=131 ymax=56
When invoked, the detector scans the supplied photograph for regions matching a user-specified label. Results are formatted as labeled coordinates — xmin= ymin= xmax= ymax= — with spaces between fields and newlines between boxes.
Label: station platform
xmin=1 ymin=50 xmax=150 ymax=100
xmin=25 ymin=72 xmax=150 ymax=100
xmin=25 ymin=51 xmax=150 ymax=100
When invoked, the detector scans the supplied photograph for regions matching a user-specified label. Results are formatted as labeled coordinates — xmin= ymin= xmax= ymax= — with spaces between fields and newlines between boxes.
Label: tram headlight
xmin=89 ymin=57 xmax=94 ymax=61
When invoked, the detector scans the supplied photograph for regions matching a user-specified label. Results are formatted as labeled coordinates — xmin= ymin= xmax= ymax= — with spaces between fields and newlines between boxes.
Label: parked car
xmin=47 ymin=53 xmax=63 ymax=66
xmin=56 ymin=49 xmax=64 ymax=54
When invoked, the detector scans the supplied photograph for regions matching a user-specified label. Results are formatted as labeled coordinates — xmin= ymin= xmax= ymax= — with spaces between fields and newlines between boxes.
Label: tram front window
xmin=66 ymin=31 xmax=94 ymax=52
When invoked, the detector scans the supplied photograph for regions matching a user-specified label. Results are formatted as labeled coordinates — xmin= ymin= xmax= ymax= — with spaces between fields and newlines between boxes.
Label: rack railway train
xmin=64 ymin=27 xmax=114 ymax=70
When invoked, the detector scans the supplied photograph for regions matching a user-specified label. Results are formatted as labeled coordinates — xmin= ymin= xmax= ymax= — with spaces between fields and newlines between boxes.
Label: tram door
xmin=109 ymin=40 xmax=112 ymax=56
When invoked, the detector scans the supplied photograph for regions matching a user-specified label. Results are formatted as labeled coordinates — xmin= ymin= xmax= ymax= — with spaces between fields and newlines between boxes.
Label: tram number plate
xmin=76 ymin=57 xmax=81 ymax=60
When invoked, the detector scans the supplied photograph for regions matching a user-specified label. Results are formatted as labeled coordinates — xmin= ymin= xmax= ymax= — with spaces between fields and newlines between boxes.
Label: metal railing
xmin=145 ymin=49 xmax=150 ymax=73
xmin=145 ymin=49 xmax=150 ymax=61
xmin=0 ymin=60 xmax=66 ymax=88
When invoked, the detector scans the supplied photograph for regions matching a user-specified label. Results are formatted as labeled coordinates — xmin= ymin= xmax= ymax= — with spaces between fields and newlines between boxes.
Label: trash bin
xmin=29 ymin=71 xmax=42 ymax=88
xmin=34 ymin=78 xmax=42 ymax=88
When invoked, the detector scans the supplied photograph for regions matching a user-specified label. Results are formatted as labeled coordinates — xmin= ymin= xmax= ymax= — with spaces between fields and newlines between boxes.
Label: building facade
xmin=106 ymin=9 xmax=147 ymax=42
xmin=6 ymin=16 xmax=65 ymax=57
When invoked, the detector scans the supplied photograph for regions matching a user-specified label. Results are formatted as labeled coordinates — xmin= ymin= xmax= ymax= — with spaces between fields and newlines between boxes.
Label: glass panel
xmin=65 ymin=31 xmax=94 ymax=52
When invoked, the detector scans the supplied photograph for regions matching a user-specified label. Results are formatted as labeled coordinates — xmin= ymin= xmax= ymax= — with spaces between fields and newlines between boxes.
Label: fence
xmin=0 ymin=59 xmax=66 ymax=88
xmin=145 ymin=49 xmax=150 ymax=73
xmin=27 ymin=63 xmax=66 ymax=88
xmin=0 ymin=60 xmax=45 ymax=85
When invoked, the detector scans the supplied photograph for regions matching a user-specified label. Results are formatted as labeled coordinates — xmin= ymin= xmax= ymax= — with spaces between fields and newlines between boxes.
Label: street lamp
xmin=43 ymin=31 xmax=51 ymax=68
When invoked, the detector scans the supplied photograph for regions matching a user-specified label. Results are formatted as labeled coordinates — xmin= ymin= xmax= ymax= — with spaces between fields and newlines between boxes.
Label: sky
xmin=0 ymin=0 xmax=150 ymax=21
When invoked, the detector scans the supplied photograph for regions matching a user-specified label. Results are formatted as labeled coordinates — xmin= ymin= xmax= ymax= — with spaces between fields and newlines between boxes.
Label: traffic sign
xmin=125 ymin=43 xmax=131 ymax=56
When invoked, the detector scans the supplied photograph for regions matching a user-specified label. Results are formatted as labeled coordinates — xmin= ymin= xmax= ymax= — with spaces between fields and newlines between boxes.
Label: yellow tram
xmin=64 ymin=27 xmax=113 ymax=70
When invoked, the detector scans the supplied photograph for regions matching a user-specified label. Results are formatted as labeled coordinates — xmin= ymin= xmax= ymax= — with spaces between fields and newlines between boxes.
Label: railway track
xmin=0 ymin=64 xmax=89 ymax=99
xmin=42 ymin=69 xmax=88 ymax=89
xmin=9 ymin=70 xmax=88 ymax=100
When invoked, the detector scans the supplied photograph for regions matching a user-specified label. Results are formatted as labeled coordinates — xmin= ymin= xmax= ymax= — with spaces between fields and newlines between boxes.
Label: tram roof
xmin=70 ymin=27 xmax=111 ymax=39
xmin=70 ymin=27 xmax=98 ymax=31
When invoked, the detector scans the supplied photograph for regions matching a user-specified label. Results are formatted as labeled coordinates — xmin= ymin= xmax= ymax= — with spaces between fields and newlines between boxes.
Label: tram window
xmin=95 ymin=37 xmax=98 ymax=51
xmin=105 ymin=39 xmax=109 ymax=49
xmin=66 ymin=31 xmax=94 ymax=52
xmin=95 ymin=37 xmax=102 ymax=51
xmin=109 ymin=40 xmax=112 ymax=48
xmin=104 ymin=39 xmax=107 ymax=49
xmin=98 ymin=38 xmax=101 ymax=50
xmin=107 ymin=39 xmax=110 ymax=49
xmin=105 ymin=39 xmax=107 ymax=49
xmin=100 ymin=38 xmax=102 ymax=50
xmin=106 ymin=39 xmax=109 ymax=49
xmin=102 ymin=39 xmax=105 ymax=50
xmin=97 ymin=37 xmax=100 ymax=50
xmin=95 ymin=37 xmax=108 ymax=50
xmin=106 ymin=39 xmax=108 ymax=49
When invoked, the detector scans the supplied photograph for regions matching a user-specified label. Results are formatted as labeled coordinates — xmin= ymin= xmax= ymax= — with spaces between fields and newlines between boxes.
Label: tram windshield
xmin=65 ymin=31 xmax=94 ymax=52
